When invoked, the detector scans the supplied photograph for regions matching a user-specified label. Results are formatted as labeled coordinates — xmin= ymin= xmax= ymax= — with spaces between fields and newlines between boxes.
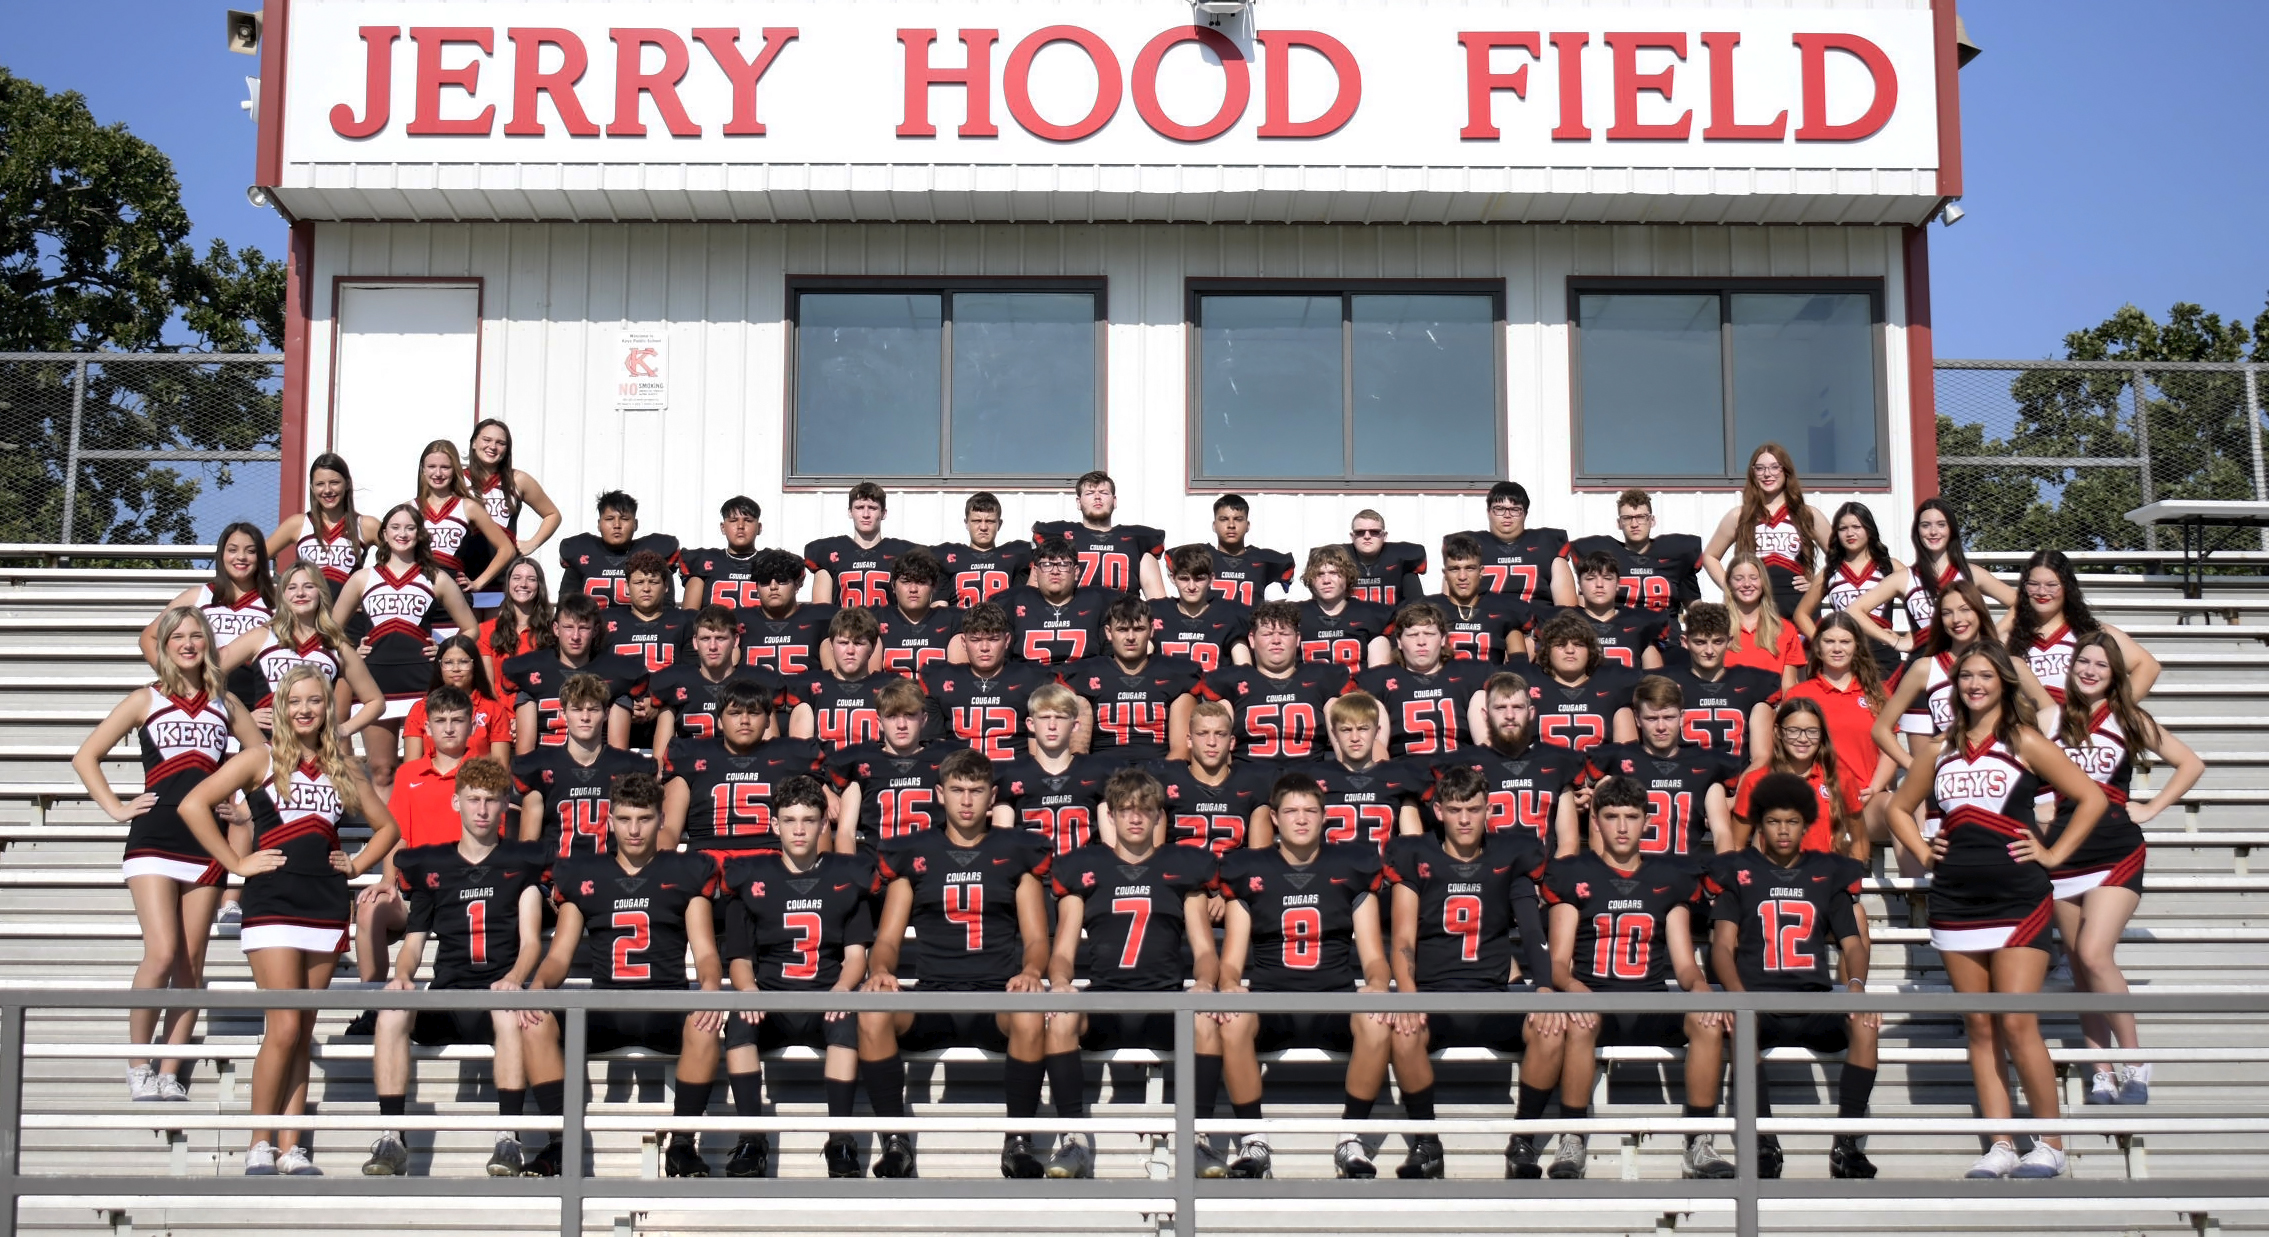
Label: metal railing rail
xmin=2 ymin=989 xmax=2267 ymax=1237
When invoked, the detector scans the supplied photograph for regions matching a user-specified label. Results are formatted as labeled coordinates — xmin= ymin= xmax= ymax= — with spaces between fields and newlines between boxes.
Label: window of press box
xmin=1188 ymin=284 xmax=1505 ymax=485
xmin=788 ymin=282 xmax=1104 ymax=482
xmin=1569 ymin=280 xmax=1887 ymax=485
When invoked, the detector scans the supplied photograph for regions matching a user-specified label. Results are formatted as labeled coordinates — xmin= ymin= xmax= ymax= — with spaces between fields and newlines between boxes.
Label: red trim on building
xmin=1931 ymin=0 xmax=1962 ymax=200
xmin=255 ymin=0 xmax=292 ymax=187
xmin=278 ymin=221 xmax=315 ymax=521
xmin=1903 ymin=224 xmax=1940 ymax=502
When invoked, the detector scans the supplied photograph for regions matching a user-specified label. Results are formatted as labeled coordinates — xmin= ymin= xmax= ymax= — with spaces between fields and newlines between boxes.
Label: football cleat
xmin=1756 ymin=1133 xmax=1785 ymax=1180
xmin=1000 ymin=1133 xmax=1045 ymax=1179
xmin=823 ymin=1134 xmax=864 ymax=1178
xmin=663 ymin=1136 xmax=712 ymax=1178
xmin=725 ymin=1135 xmax=770 ymax=1179
xmin=1225 ymin=1135 xmax=1273 ymax=1179
xmin=1396 ymin=1134 xmax=1445 ymax=1179
xmin=360 ymin=1134 xmax=409 ymax=1176
xmin=520 ymin=1140 xmax=564 ymax=1177
xmin=1333 ymin=1136 xmax=1377 ymax=1179
xmin=342 ymin=1010 xmax=379 ymax=1038
xmin=873 ymin=1134 xmax=918 ymax=1178
xmin=1503 ymin=1134 xmax=1543 ymax=1180
xmin=1195 ymin=1138 xmax=1230 ymax=1178
xmin=1682 ymin=1134 xmax=1735 ymax=1180
xmin=1547 ymin=1133 xmax=1588 ymax=1180
xmin=485 ymin=1136 xmax=524 ymax=1178
xmin=1045 ymin=1132 xmax=1094 ymax=1179
xmin=1828 ymin=1135 xmax=1875 ymax=1179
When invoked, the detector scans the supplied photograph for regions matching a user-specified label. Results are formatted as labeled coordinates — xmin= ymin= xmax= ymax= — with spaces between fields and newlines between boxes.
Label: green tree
xmin=1940 ymin=299 xmax=2269 ymax=552
xmin=0 ymin=67 xmax=284 ymax=545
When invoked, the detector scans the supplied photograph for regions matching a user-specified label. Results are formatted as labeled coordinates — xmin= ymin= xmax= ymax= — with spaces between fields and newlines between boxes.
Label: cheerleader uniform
xmin=2045 ymin=705 xmax=2147 ymax=900
xmin=1750 ymin=505 xmax=1810 ymax=619
xmin=121 ymin=687 xmax=233 ymax=886
xmin=1925 ymin=733 xmax=2055 ymax=953
xmin=2024 ymin=622 xmax=2078 ymax=705
xmin=292 ymin=517 xmax=364 ymax=588
xmin=199 ymin=583 xmax=276 ymax=709
xmin=420 ymin=498 xmax=474 ymax=583
xmin=1894 ymin=651 xmax=1958 ymax=737
xmin=359 ymin=564 xmax=441 ymax=718
xmin=1825 ymin=557 xmax=1906 ymax=678
xmin=1904 ymin=561 xmax=1965 ymax=650
xmin=463 ymin=470 xmax=519 ymax=608
xmin=236 ymin=630 xmax=344 ymax=715
xmin=238 ymin=761 xmax=351 ymax=954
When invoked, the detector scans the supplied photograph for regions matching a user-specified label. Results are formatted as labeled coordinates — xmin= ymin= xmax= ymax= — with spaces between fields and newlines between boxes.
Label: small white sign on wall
xmin=614 ymin=330 xmax=667 ymax=412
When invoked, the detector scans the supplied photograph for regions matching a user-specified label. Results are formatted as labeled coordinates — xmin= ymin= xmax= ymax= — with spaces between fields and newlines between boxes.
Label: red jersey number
xmin=1757 ymin=900 xmax=1819 ymax=972
xmin=610 ymin=910 xmax=651 ymax=982
xmin=1589 ymin=912 xmax=1655 ymax=981
xmin=1280 ymin=907 xmax=1322 ymax=969
xmin=942 ymin=883 xmax=984 ymax=951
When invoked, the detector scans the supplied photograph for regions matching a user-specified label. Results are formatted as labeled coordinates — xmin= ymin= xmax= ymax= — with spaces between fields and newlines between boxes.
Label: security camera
xmin=1940 ymin=200 xmax=1966 ymax=226
xmin=227 ymin=9 xmax=262 ymax=56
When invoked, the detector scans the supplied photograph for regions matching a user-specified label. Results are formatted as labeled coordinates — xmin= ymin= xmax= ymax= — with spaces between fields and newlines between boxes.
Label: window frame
xmin=1566 ymin=276 xmax=1891 ymax=489
xmin=1184 ymin=278 xmax=1509 ymax=491
xmin=783 ymin=275 xmax=1109 ymax=488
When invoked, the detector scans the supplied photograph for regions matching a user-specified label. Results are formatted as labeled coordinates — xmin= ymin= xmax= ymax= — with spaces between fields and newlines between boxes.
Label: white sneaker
xmin=217 ymin=900 xmax=243 ymax=926
xmin=1965 ymin=1140 xmax=2020 ymax=1179
xmin=2086 ymin=1070 xmax=2118 ymax=1105
xmin=2012 ymin=1143 xmax=2065 ymax=1178
xmin=278 ymin=1145 xmax=321 ymax=1176
xmin=244 ymin=1140 xmax=278 ymax=1176
xmin=2117 ymin=1063 xmax=2152 ymax=1105
xmin=154 ymin=1073 xmax=188 ymax=1102
xmin=1226 ymin=1135 xmax=1273 ymax=1179
xmin=126 ymin=1065 xmax=158 ymax=1102
xmin=1333 ymin=1135 xmax=1377 ymax=1179
xmin=1045 ymin=1132 xmax=1094 ymax=1179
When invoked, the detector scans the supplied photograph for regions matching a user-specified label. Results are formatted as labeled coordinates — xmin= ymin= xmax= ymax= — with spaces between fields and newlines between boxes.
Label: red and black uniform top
xmin=1195 ymin=662 xmax=1351 ymax=765
xmin=663 ymin=736 xmax=828 ymax=855
xmin=499 ymin=650 xmax=650 ymax=749
xmin=551 ymin=851 xmax=716 ymax=988
xmin=1052 ymin=845 xmax=1219 ymax=989
xmin=1348 ymin=542 xmax=1430 ymax=608
xmin=1300 ymin=759 xmax=1435 ymax=853
xmin=735 ymin=603 xmax=838 ymax=678
xmin=1382 ymin=831 xmax=1550 ymax=990
xmin=1031 ymin=521 xmax=1166 ymax=594
xmin=1466 ymin=527 xmax=1571 ymax=605
xmin=1155 ymin=761 xmax=1276 ymax=856
xmin=803 ymin=535 xmax=921 ymax=609
xmin=1148 ymin=598 xmax=1250 ymax=675
xmin=1541 ymin=852 xmax=1701 ymax=991
xmin=396 ymin=840 xmax=552 ymax=988
xmin=874 ymin=605 xmax=962 ymax=675
xmin=1653 ymin=665 xmax=1782 ymax=758
xmin=1703 ymin=849 xmax=1868 ymax=991
xmin=648 ymin=665 xmax=786 ymax=745
xmin=720 ymin=851 xmax=878 ymax=990
xmin=931 ymin=541 xmax=1032 ymax=608
xmin=1003 ymin=586 xmax=1111 ymax=666
xmin=1420 ymin=592 xmax=1534 ymax=664
xmin=874 ymin=826 xmax=1054 ymax=989
xmin=1583 ymin=743 xmax=1744 ymax=859
xmin=919 ymin=661 xmax=1063 ymax=762
xmin=1297 ymin=599 xmax=1392 ymax=672
xmin=781 ymin=669 xmax=907 ymax=753
xmin=825 ymin=741 xmax=961 ymax=849
xmin=681 ymin=547 xmax=764 ymax=611
xmin=559 ymin=532 xmax=682 ymax=609
xmin=1430 ymin=743 xmax=1587 ymax=849
xmin=602 ymin=607 xmax=697 ymax=676
xmin=1568 ymin=534 xmax=1707 ymax=615
xmin=1220 ymin=843 xmax=1384 ymax=992
xmin=511 ymin=745 xmax=650 ymax=859
xmin=993 ymin=754 xmax=1115 ymax=855
xmin=1358 ymin=660 xmax=1496 ymax=759
xmin=1542 ymin=607 xmax=1672 ymax=672
xmin=1064 ymin=655 xmax=1206 ymax=765
xmin=1527 ymin=670 xmax=1637 ymax=754
xmin=1206 ymin=545 xmax=1296 ymax=607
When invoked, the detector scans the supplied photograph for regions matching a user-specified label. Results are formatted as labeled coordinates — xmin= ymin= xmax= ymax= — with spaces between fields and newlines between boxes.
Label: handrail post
xmin=2246 ymin=365 xmax=2266 ymax=551
xmin=0 ymin=1000 xmax=22 ymax=1237
xmin=560 ymin=1006 xmax=585 ymax=1237
xmin=2133 ymin=368 xmax=2157 ymax=552
xmin=1733 ymin=1009 xmax=1758 ymax=1237
xmin=58 ymin=360 xmax=86 ymax=550
xmin=1173 ymin=1005 xmax=1197 ymax=1237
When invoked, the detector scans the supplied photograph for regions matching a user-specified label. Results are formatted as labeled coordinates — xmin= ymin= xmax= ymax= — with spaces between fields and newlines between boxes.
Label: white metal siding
xmin=302 ymin=220 xmax=1916 ymax=579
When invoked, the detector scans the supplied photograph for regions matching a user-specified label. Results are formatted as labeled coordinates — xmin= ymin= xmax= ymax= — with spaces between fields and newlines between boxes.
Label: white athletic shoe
xmin=1225 ymin=1135 xmax=1273 ymax=1179
xmin=126 ymin=1065 xmax=158 ymax=1102
xmin=1965 ymin=1140 xmax=2020 ymax=1179
xmin=216 ymin=900 xmax=243 ymax=926
xmin=244 ymin=1140 xmax=278 ymax=1176
xmin=1045 ymin=1132 xmax=1094 ymax=1179
xmin=2012 ymin=1143 xmax=2065 ymax=1178
xmin=2086 ymin=1070 xmax=2118 ymax=1105
xmin=153 ymin=1073 xmax=188 ymax=1102
xmin=1333 ymin=1136 xmax=1377 ymax=1179
xmin=2117 ymin=1064 xmax=2152 ymax=1105
xmin=278 ymin=1145 xmax=322 ymax=1176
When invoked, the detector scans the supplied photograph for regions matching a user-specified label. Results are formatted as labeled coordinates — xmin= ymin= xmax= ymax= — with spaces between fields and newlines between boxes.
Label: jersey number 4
xmin=943 ymin=883 xmax=985 ymax=951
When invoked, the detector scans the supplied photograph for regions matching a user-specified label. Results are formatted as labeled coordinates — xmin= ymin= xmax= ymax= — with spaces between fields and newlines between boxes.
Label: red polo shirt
xmin=386 ymin=756 xmax=465 ymax=849
xmin=1733 ymin=762 xmax=1855 ymax=854
xmin=1787 ymin=673 xmax=1883 ymax=797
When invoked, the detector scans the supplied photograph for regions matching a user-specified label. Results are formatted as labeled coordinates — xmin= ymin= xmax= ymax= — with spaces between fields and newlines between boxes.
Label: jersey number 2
xmin=611 ymin=910 xmax=651 ymax=982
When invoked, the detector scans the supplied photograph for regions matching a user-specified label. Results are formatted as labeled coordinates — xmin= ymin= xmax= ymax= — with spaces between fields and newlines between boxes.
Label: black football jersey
xmin=1064 ymin=655 xmax=1205 ymax=764
xmin=1705 ymin=849 xmax=1867 ymax=992
xmin=994 ymin=754 xmax=1115 ymax=854
xmin=1221 ymin=843 xmax=1383 ymax=992
xmin=1568 ymin=534 xmax=1706 ymax=614
xmin=397 ymin=840 xmax=551 ymax=987
xmin=1383 ymin=832 xmax=1548 ymax=991
xmin=602 ymin=607 xmax=697 ymax=677
xmin=1348 ymin=542 xmax=1429 ymax=608
xmin=720 ymin=851 xmax=878 ymax=990
xmin=1467 ymin=528 xmax=1570 ymax=604
xmin=1207 ymin=545 xmax=1296 ymax=607
xmin=803 ymin=535 xmax=920 ymax=609
xmin=874 ymin=605 xmax=962 ymax=675
xmin=552 ymin=850 xmax=714 ymax=989
xmin=1421 ymin=592 xmax=1534 ymax=664
xmin=665 ymin=736 xmax=828 ymax=851
xmin=1052 ymin=845 xmax=1218 ymax=990
xmin=1154 ymin=760 xmax=1276 ymax=855
xmin=1541 ymin=852 xmax=1699 ymax=992
xmin=920 ymin=661 xmax=1062 ymax=761
xmin=826 ymin=741 xmax=960 ymax=848
xmin=682 ymin=546 xmax=765 ymax=611
xmin=1528 ymin=670 xmax=1636 ymax=754
xmin=1307 ymin=759 xmax=1433 ymax=852
xmin=735 ymin=603 xmax=837 ymax=678
xmin=1546 ymin=606 xmax=1671 ymax=672
xmin=1004 ymin=586 xmax=1110 ymax=666
xmin=649 ymin=665 xmax=786 ymax=744
xmin=1585 ymin=742 xmax=1743 ymax=858
xmin=1297 ymin=599 xmax=1392 ymax=671
xmin=1357 ymin=660 xmax=1496 ymax=758
xmin=1148 ymin=598 xmax=1250 ymax=674
xmin=782 ymin=670 xmax=906 ymax=752
xmin=512 ymin=745 xmax=650 ymax=858
xmin=932 ymin=541 xmax=1033 ymax=608
xmin=559 ymin=532 xmax=682 ymax=609
xmin=1654 ymin=666 xmax=1782 ymax=759
xmin=1031 ymin=521 xmax=1165 ymax=594
xmin=876 ymin=826 xmax=1053 ymax=988
xmin=501 ymin=650 xmax=650 ymax=749
xmin=1435 ymin=743 xmax=1588 ymax=848
xmin=1196 ymin=663 xmax=1350 ymax=763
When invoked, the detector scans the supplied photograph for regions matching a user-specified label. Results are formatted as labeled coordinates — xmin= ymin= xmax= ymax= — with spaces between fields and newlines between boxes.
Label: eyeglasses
xmin=1488 ymin=504 xmax=1526 ymax=515
xmin=1779 ymin=727 xmax=1823 ymax=740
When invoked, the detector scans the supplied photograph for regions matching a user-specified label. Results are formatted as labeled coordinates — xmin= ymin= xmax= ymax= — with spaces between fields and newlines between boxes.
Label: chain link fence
xmin=0 ymin=353 xmax=283 ymax=549
xmin=1936 ymin=358 xmax=2268 ymax=553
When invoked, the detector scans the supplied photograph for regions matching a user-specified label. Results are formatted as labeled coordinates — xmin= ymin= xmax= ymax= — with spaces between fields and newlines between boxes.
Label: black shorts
xmin=1253 ymin=1011 xmax=1355 ymax=1054
xmin=1589 ymin=1010 xmax=1687 ymax=1048
xmin=1423 ymin=1010 xmax=1527 ymax=1052
xmin=1079 ymin=1010 xmax=1177 ymax=1052
xmin=724 ymin=1009 xmax=857 ymax=1053
xmin=411 ymin=1008 xmax=500 ymax=1047
xmin=895 ymin=1010 xmax=1011 ymax=1053
xmin=1755 ymin=1012 xmax=1849 ymax=1054
xmin=584 ymin=1008 xmax=689 ymax=1056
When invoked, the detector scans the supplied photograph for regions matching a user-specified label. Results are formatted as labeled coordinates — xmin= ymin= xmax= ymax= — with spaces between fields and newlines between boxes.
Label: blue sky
xmin=6 ymin=0 xmax=2266 ymax=360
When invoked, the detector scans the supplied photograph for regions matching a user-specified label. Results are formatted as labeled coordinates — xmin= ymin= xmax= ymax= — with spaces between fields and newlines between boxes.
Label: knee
xmin=1995 ymin=1012 xmax=2038 ymax=1041
xmin=1962 ymin=1012 xmax=1997 ymax=1041
xmin=375 ymin=1008 xmax=412 ymax=1034
xmin=1683 ymin=1013 xmax=1723 ymax=1042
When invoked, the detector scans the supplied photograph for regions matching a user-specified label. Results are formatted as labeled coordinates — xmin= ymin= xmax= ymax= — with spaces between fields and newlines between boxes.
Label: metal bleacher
xmin=1 ymin=553 xmax=2267 ymax=1236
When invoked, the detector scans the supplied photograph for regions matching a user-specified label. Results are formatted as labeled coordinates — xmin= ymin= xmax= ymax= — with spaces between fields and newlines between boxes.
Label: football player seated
xmin=1064 ymin=594 xmax=1203 ymax=767
xmin=1559 ymin=551 xmax=1670 ymax=671
xmin=1528 ymin=775 xmax=1728 ymax=1181
xmin=1295 ymin=545 xmax=1393 ymax=672
xmin=1155 ymin=699 xmax=1278 ymax=860
xmin=559 ymin=489 xmax=679 ymax=609
xmin=1381 ymin=764 xmax=1555 ymax=1180
xmin=1306 ymin=692 xmax=1429 ymax=853
xmin=1582 ymin=675 xmax=1741 ymax=862
xmin=1150 ymin=545 xmax=1253 ymax=673
xmin=678 ymin=495 xmax=765 ymax=611
xmin=1006 ymin=536 xmax=1111 ymax=667
xmin=783 ymin=607 xmax=896 ymax=752
xmin=659 ymin=677 xmax=827 ymax=873
xmin=1215 ymin=774 xmax=1393 ymax=1180
xmin=1567 ymin=489 xmax=1706 ymax=617
xmin=1041 ymin=768 xmax=1224 ymax=1179
xmin=932 ymin=491 xmax=1031 ymax=608
xmin=503 ymin=594 xmax=640 ymax=753
xmin=1654 ymin=601 xmax=1781 ymax=764
xmin=919 ymin=601 xmax=1062 ymax=761
xmin=1355 ymin=602 xmax=1494 ymax=760
xmin=717 ymin=775 xmax=876 ymax=1178
xmin=1204 ymin=494 xmax=1295 ymax=607
xmin=513 ymin=672 xmax=648 ymax=859
xmin=518 ymin=773 xmax=726 ymax=1178
xmin=1525 ymin=612 xmax=1638 ymax=755
xmin=1344 ymin=509 xmax=1429 ymax=608
xmin=993 ymin=684 xmax=1115 ymax=854
xmin=1704 ymin=772 xmax=1879 ymax=1180
xmin=1031 ymin=469 xmax=1166 ymax=599
xmin=650 ymin=604 xmax=783 ymax=754
xmin=858 ymin=749 xmax=1056 ymax=1179
xmin=1194 ymin=601 xmax=1351 ymax=769
xmin=1437 ymin=672 xmax=1586 ymax=856
xmin=827 ymin=677 xmax=962 ymax=852
xmin=1422 ymin=534 xmax=1533 ymax=664
xmin=365 ymin=759 xmax=549 ymax=1178
xmin=870 ymin=549 xmax=964 ymax=674
xmin=1466 ymin=481 xmax=1576 ymax=608
xmin=804 ymin=481 xmax=918 ymax=608
xmin=737 ymin=548 xmax=839 ymax=677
